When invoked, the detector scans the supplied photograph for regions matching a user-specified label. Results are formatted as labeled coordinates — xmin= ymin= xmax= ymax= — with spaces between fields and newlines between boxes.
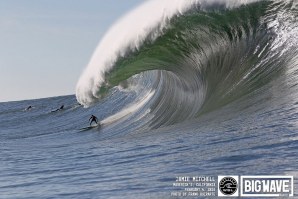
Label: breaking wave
xmin=76 ymin=0 xmax=298 ymax=128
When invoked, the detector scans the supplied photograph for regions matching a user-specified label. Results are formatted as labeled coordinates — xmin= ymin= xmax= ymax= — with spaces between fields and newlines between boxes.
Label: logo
xmin=218 ymin=176 xmax=239 ymax=197
xmin=240 ymin=176 xmax=294 ymax=197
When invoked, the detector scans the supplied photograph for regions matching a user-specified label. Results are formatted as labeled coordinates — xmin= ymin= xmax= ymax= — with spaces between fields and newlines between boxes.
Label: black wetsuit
xmin=89 ymin=115 xmax=98 ymax=126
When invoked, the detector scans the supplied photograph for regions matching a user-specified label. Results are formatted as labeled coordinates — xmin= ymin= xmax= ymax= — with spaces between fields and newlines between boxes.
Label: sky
xmin=0 ymin=0 xmax=146 ymax=102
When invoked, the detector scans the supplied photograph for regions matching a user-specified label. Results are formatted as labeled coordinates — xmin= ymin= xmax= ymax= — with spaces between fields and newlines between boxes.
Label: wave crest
xmin=76 ymin=0 xmax=260 ymax=105
xmin=76 ymin=0 xmax=298 ymax=128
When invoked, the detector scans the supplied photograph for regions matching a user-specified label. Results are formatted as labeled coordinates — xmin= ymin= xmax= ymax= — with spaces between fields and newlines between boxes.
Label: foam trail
xmin=76 ymin=0 xmax=259 ymax=106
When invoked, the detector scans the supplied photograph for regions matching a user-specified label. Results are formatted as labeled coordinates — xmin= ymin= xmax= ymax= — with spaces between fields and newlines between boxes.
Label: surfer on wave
xmin=89 ymin=115 xmax=98 ymax=126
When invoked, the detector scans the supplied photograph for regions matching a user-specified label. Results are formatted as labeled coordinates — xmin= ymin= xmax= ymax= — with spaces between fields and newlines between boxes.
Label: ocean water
xmin=1 ymin=0 xmax=298 ymax=198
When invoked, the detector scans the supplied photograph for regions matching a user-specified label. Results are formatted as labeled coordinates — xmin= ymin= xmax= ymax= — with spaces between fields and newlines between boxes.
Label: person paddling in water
xmin=52 ymin=105 xmax=64 ymax=112
xmin=89 ymin=115 xmax=98 ymax=126
xmin=25 ymin=105 xmax=33 ymax=111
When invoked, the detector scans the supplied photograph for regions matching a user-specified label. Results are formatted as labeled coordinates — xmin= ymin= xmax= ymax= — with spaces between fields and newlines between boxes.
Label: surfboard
xmin=79 ymin=123 xmax=101 ymax=131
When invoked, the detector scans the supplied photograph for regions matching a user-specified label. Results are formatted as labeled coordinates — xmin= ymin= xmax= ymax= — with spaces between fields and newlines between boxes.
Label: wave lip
xmin=76 ymin=0 xmax=260 ymax=106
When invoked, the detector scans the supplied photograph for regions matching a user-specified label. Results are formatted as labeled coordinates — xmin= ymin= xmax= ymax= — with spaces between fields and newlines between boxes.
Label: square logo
xmin=218 ymin=176 xmax=239 ymax=197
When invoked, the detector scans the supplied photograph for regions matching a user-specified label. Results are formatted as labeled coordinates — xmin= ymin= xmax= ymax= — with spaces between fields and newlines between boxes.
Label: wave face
xmin=76 ymin=0 xmax=298 ymax=128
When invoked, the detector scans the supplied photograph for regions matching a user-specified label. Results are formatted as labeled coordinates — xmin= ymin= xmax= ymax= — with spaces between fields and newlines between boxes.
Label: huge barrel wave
xmin=76 ymin=0 xmax=298 ymax=129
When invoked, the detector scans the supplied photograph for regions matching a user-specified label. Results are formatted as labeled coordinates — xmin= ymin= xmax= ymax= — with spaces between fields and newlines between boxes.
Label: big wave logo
xmin=240 ymin=176 xmax=294 ymax=197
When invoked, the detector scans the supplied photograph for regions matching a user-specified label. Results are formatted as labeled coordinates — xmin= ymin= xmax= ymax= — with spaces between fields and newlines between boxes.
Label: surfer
xmin=25 ymin=106 xmax=33 ymax=111
xmin=89 ymin=115 xmax=98 ymax=126
xmin=52 ymin=105 xmax=64 ymax=112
